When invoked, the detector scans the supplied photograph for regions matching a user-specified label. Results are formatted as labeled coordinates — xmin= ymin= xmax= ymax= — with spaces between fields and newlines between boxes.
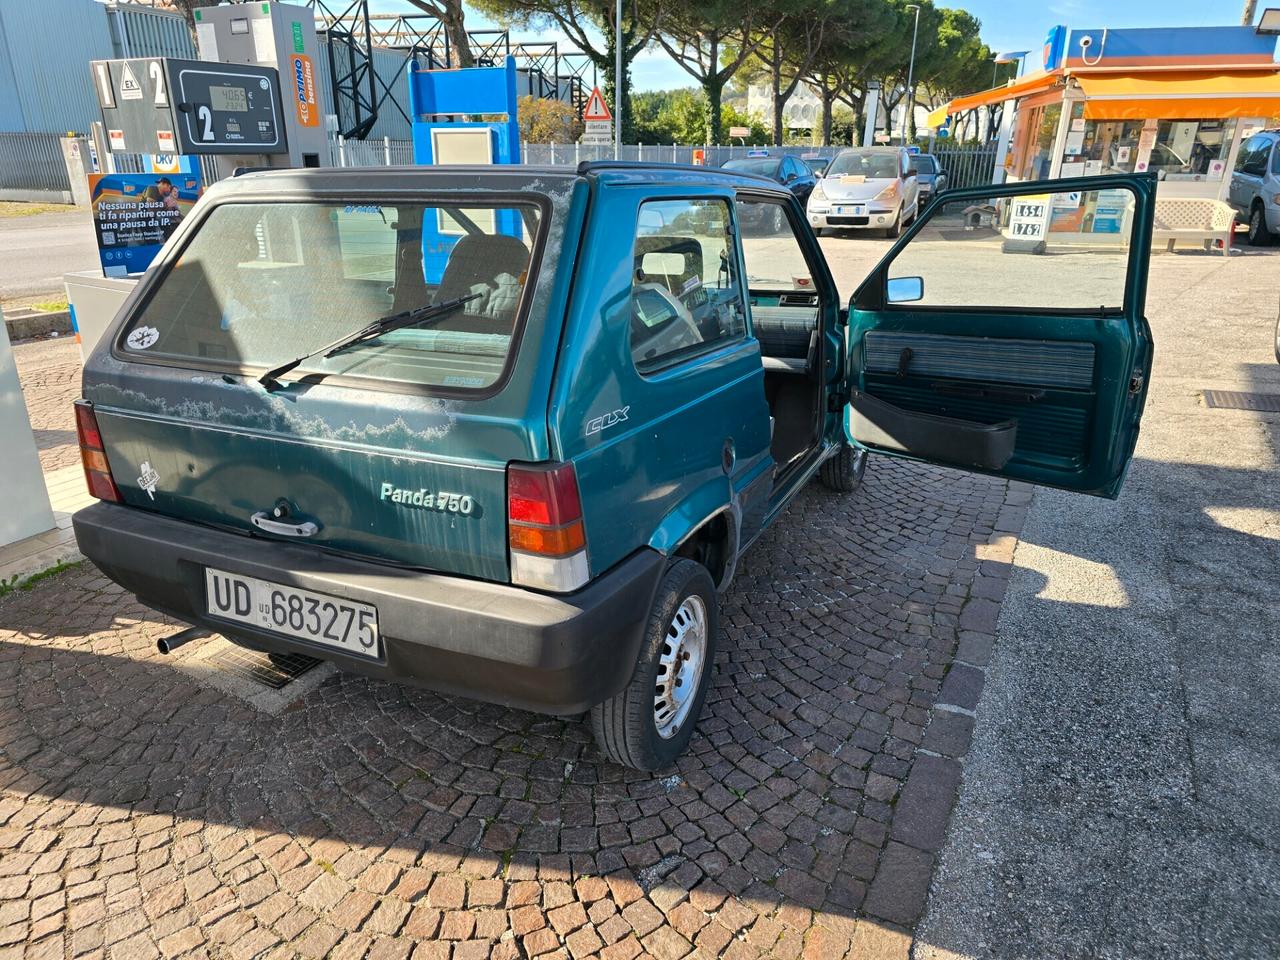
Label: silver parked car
xmin=1227 ymin=129 xmax=1279 ymax=246
xmin=806 ymin=146 xmax=920 ymax=238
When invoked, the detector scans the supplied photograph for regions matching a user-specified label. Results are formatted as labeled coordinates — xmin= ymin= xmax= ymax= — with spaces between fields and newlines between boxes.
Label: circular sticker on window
xmin=127 ymin=326 xmax=160 ymax=350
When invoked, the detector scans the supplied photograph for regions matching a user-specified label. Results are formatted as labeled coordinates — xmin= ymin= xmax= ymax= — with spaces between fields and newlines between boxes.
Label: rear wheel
xmin=589 ymin=559 xmax=717 ymax=771
xmin=1248 ymin=203 xmax=1275 ymax=246
xmin=819 ymin=444 xmax=868 ymax=493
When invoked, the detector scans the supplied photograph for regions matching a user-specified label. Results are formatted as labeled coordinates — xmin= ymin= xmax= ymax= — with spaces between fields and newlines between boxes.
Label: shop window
xmin=1075 ymin=119 xmax=1236 ymax=181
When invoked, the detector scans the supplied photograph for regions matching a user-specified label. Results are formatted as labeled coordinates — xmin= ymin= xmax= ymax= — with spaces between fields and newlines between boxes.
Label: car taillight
xmin=74 ymin=400 xmax=121 ymax=503
xmin=508 ymin=462 xmax=588 ymax=592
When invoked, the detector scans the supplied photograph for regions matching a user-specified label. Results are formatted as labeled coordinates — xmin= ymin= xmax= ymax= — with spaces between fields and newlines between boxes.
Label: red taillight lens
xmin=508 ymin=462 xmax=582 ymax=527
xmin=74 ymin=400 xmax=103 ymax=450
xmin=74 ymin=399 xmax=122 ymax=503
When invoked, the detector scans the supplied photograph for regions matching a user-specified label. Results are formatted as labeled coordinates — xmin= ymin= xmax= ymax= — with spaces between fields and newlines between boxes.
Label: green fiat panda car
xmin=73 ymin=164 xmax=1156 ymax=770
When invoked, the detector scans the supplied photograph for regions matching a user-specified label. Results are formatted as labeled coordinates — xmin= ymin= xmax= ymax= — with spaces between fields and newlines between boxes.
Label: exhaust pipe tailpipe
xmin=157 ymin=627 xmax=211 ymax=655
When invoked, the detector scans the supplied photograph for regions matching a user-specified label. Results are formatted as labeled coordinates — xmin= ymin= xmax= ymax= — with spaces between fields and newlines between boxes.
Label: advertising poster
xmin=88 ymin=171 xmax=201 ymax=276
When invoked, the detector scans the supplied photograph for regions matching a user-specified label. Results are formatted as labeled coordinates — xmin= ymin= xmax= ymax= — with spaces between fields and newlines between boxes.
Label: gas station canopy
xmin=946 ymin=71 xmax=1063 ymax=113
xmin=1074 ymin=69 xmax=1280 ymax=119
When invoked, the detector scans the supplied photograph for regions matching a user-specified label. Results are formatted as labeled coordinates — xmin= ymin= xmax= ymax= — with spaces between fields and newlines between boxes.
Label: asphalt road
xmin=0 ymin=208 xmax=99 ymax=302
xmin=914 ymin=244 xmax=1280 ymax=959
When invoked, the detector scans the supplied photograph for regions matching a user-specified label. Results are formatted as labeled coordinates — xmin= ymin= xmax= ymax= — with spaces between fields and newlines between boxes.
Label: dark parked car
xmin=800 ymin=154 xmax=830 ymax=177
xmin=720 ymin=153 xmax=817 ymax=204
xmin=912 ymin=153 xmax=949 ymax=207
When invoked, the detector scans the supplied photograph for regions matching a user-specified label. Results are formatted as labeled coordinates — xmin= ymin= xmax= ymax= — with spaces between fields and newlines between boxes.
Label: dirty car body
xmin=74 ymin=164 xmax=1159 ymax=769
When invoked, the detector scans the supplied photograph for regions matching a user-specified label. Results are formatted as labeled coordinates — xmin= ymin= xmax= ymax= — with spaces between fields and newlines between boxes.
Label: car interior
xmin=734 ymin=198 xmax=827 ymax=481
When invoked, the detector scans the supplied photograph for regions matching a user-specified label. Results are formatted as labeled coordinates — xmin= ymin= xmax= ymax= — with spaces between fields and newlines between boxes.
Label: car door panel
xmin=843 ymin=173 xmax=1156 ymax=499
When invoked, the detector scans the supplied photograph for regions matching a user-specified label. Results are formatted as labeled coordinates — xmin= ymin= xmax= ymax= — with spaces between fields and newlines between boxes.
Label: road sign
xmin=583 ymin=87 xmax=612 ymax=122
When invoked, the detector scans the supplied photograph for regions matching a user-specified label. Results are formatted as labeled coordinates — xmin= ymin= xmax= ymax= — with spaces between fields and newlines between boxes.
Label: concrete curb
xmin=4 ymin=309 xmax=73 ymax=341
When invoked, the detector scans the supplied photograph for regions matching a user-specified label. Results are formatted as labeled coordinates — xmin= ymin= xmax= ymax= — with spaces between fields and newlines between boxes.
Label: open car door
xmin=845 ymin=174 xmax=1156 ymax=499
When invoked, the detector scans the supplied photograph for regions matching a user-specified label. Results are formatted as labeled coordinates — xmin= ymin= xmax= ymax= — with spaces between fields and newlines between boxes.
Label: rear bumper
xmin=73 ymin=502 xmax=665 ymax=715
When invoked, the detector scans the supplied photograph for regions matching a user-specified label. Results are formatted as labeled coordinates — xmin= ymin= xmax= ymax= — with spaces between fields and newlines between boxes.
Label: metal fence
xmin=929 ymin=144 xmax=999 ymax=191
xmin=0 ymin=133 xmax=72 ymax=202
xmin=330 ymin=137 xmax=418 ymax=167
xmin=322 ymin=140 xmax=998 ymax=184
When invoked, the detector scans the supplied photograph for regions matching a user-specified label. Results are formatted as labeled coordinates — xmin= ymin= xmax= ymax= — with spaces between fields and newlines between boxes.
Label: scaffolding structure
xmin=309 ymin=2 xmax=597 ymax=140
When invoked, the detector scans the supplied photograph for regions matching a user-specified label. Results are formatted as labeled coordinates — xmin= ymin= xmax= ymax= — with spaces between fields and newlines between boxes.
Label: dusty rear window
xmin=121 ymin=199 xmax=542 ymax=392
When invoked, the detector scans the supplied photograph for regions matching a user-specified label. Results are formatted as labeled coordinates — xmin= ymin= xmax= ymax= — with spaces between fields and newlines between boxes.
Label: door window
xmin=630 ymin=198 xmax=746 ymax=373
xmin=736 ymin=197 xmax=823 ymax=370
xmin=885 ymin=187 xmax=1136 ymax=312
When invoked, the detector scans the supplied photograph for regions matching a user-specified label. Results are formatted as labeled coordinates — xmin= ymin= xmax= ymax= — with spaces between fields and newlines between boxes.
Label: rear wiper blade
xmin=257 ymin=293 xmax=481 ymax=389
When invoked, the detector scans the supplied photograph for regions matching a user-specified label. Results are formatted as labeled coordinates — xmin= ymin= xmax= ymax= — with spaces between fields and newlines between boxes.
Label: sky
xmin=368 ymin=0 xmax=1267 ymax=91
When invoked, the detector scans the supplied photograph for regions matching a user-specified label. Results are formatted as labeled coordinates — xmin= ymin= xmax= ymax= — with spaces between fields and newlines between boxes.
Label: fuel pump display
xmin=90 ymin=57 xmax=286 ymax=156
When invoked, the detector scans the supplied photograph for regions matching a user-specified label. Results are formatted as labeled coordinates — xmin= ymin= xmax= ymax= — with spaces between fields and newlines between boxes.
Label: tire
xmin=1247 ymin=203 xmax=1275 ymax=246
xmin=819 ymin=444 xmax=868 ymax=493
xmin=814 ymin=227 xmax=828 ymax=238
xmin=589 ymin=559 xmax=718 ymax=771
xmin=885 ymin=208 xmax=903 ymax=239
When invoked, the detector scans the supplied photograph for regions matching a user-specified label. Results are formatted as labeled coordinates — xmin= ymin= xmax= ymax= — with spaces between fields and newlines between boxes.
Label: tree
xmin=801 ymin=0 xmax=901 ymax=145
xmin=400 ymin=0 xmax=475 ymax=68
xmin=632 ymin=89 xmax=768 ymax=144
xmin=653 ymin=0 xmax=781 ymax=144
xmin=728 ymin=0 xmax=835 ymax=146
xmin=475 ymin=0 xmax=667 ymax=142
xmin=517 ymin=96 xmax=582 ymax=143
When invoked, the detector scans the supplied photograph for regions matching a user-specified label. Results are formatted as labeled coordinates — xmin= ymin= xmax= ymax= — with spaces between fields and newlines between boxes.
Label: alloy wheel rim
xmin=653 ymin=595 xmax=708 ymax=739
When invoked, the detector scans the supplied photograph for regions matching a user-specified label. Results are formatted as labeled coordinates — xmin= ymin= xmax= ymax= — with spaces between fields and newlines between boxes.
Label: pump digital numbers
xmin=177 ymin=67 xmax=283 ymax=152
xmin=209 ymin=84 xmax=248 ymax=113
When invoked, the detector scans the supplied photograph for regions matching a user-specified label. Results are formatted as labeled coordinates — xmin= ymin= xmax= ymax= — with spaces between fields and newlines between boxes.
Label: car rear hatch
xmin=82 ymin=170 xmax=581 ymax=583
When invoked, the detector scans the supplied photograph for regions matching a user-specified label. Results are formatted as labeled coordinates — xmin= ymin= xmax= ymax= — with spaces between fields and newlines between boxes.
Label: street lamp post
xmin=903 ymin=4 xmax=921 ymax=145
xmin=614 ymin=0 xmax=622 ymax=159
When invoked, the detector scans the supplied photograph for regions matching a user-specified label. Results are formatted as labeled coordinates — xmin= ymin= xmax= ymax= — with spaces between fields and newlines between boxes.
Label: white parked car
xmin=807 ymin=147 xmax=921 ymax=238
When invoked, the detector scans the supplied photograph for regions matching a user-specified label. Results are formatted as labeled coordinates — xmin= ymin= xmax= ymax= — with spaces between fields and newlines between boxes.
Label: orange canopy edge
xmin=1075 ymin=70 xmax=1280 ymax=120
xmin=946 ymin=71 xmax=1062 ymax=113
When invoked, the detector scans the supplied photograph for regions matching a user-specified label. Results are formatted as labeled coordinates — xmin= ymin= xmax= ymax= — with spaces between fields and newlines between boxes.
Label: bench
xmin=1152 ymin=198 xmax=1236 ymax=257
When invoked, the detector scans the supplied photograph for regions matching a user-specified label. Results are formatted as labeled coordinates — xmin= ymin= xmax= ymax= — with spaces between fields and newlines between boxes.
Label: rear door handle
xmin=251 ymin=512 xmax=319 ymax=537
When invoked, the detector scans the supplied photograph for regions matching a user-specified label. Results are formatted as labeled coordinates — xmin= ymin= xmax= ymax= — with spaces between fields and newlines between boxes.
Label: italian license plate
xmin=836 ymin=205 xmax=865 ymax=216
xmin=204 ymin=568 xmax=380 ymax=659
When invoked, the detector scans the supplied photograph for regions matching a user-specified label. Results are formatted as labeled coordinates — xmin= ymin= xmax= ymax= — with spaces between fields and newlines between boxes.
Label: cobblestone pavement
xmin=0 ymin=454 xmax=1024 ymax=959
xmin=12 ymin=337 xmax=81 ymax=473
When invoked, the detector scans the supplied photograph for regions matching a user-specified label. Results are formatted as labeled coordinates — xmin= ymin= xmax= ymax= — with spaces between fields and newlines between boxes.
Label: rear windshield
xmin=121 ymin=199 xmax=542 ymax=392
xmin=827 ymin=152 xmax=899 ymax=179
xmin=722 ymin=158 xmax=781 ymax=177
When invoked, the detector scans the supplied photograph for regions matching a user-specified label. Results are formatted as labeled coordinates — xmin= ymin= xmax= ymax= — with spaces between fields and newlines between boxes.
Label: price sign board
xmin=1006 ymin=195 xmax=1050 ymax=241
xmin=91 ymin=57 xmax=286 ymax=155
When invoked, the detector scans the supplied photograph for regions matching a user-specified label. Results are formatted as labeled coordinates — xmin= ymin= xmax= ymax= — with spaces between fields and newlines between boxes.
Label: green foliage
xmin=631 ymin=89 xmax=769 ymax=144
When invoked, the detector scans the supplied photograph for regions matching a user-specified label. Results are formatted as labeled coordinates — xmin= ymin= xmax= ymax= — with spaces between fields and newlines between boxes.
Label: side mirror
xmin=887 ymin=276 xmax=924 ymax=303
xmin=784 ymin=172 xmax=797 ymax=183
xmin=907 ymin=165 xmax=919 ymax=177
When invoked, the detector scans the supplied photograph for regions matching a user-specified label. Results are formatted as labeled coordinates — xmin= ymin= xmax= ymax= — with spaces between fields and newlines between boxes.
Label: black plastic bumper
xmin=73 ymin=502 xmax=665 ymax=715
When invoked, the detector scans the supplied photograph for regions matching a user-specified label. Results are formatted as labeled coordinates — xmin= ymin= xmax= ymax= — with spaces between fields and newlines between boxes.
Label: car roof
xmin=834 ymin=146 xmax=903 ymax=154
xmin=202 ymin=161 xmax=787 ymax=198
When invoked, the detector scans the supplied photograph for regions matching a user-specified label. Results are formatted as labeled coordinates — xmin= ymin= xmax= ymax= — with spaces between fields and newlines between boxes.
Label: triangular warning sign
xmin=583 ymin=87 xmax=612 ymax=122
xmin=119 ymin=61 xmax=143 ymax=101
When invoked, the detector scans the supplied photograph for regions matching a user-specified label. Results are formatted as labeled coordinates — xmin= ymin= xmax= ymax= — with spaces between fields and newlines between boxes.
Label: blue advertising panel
xmin=89 ymin=171 xmax=202 ymax=276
